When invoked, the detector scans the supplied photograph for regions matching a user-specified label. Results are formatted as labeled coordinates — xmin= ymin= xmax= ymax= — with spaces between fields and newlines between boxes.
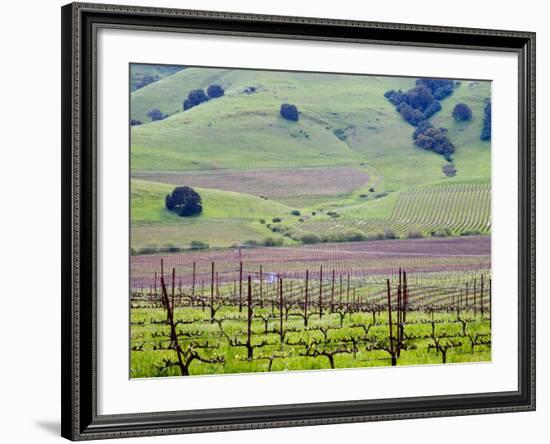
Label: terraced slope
xmin=390 ymin=183 xmax=491 ymax=234
xmin=291 ymin=182 xmax=490 ymax=240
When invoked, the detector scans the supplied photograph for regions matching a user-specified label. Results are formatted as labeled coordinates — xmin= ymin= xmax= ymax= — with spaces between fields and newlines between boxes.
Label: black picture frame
xmin=61 ymin=2 xmax=536 ymax=440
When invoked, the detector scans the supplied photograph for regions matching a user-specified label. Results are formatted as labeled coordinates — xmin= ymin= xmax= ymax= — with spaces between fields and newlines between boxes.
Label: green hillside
xmin=130 ymin=63 xmax=185 ymax=92
xmin=130 ymin=67 xmax=491 ymax=250
xmin=131 ymin=179 xmax=296 ymax=250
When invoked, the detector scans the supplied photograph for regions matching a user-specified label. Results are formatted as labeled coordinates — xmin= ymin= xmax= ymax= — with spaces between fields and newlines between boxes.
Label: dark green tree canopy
xmin=481 ymin=100 xmax=491 ymax=141
xmin=183 ymin=89 xmax=209 ymax=111
xmin=165 ymin=186 xmax=203 ymax=217
xmin=280 ymin=103 xmax=299 ymax=121
xmin=452 ymin=103 xmax=473 ymax=121
xmin=207 ymin=84 xmax=225 ymax=98
xmin=147 ymin=109 xmax=166 ymax=121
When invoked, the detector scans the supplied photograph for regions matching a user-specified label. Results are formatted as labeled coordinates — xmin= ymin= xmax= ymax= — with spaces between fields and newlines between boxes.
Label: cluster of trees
xmin=481 ymin=100 xmax=491 ymax=141
xmin=413 ymin=122 xmax=455 ymax=161
xmin=280 ymin=103 xmax=299 ymax=121
xmin=385 ymin=78 xmax=460 ymax=160
xmin=183 ymin=84 xmax=225 ymax=111
xmin=384 ymin=78 xmax=455 ymax=127
xmin=165 ymin=186 xmax=203 ymax=217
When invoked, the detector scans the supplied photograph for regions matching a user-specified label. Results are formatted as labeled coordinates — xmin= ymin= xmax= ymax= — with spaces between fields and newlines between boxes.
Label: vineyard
xmin=131 ymin=239 xmax=491 ymax=378
xmin=294 ymin=183 xmax=491 ymax=240
xmin=131 ymin=237 xmax=491 ymax=289
xmin=390 ymin=183 xmax=491 ymax=234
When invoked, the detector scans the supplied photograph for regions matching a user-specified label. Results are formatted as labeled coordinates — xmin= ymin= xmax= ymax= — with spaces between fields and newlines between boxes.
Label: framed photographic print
xmin=61 ymin=2 xmax=536 ymax=440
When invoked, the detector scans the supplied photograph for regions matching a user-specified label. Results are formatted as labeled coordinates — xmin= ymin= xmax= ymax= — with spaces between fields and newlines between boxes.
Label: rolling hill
xmin=130 ymin=66 xmax=491 ymax=250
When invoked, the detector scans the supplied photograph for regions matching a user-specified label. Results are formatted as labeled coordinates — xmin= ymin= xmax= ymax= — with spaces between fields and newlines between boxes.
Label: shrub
xmin=259 ymin=219 xmax=266 ymax=224
xmin=460 ymin=229 xmax=482 ymax=236
xmin=326 ymin=211 xmax=340 ymax=218
xmin=290 ymin=210 xmax=301 ymax=216
xmin=189 ymin=241 xmax=209 ymax=250
xmin=333 ymin=128 xmax=347 ymax=141
xmin=243 ymin=239 xmax=259 ymax=247
xmin=263 ymin=237 xmax=284 ymax=247
xmin=367 ymin=232 xmax=386 ymax=241
xmin=407 ymin=230 xmax=424 ymax=239
xmin=165 ymin=186 xmax=203 ymax=217
xmin=442 ymin=163 xmax=457 ymax=177
xmin=272 ymin=217 xmax=282 ymax=223
xmin=300 ymin=234 xmax=321 ymax=244
xmin=384 ymin=229 xmax=398 ymax=240
xmin=130 ymin=118 xmax=143 ymax=126
xmin=344 ymin=231 xmax=367 ymax=242
xmin=244 ymin=86 xmax=256 ymax=94
xmin=431 ymin=228 xmax=452 ymax=237
xmin=280 ymin=103 xmax=299 ymax=121
xmin=320 ymin=231 xmax=363 ymax=243
xmin=207 ymin=84 xmax=224 ymax=98
xmin=147 ymin=109 xmax=166 ymax=121
xmin=137 ymin=246 xmax=159 ymax=255
xmin=452 ymin=103 xmax=473 ymax=121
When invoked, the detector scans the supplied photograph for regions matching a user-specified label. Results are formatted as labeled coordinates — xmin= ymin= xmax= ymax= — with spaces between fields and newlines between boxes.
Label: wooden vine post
xmin=386 ymin=278 xmax=396 ymax=366
xmin=191 ymin=261 xmax=196 ymax=295
xmin=279 ymin=277 xmax=284 ymax=346
xmin=239 ymin=261 xmax=243 ymax=312
xmin=319 ymin=265 xmax=323 ymax=319
xmin=304 ymin=269 xmax=309 ymax=327
xmin=210 ymin=262 xmax=215 ymax=323
xmin=247 ymin=275 xmax=253 ymax=361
